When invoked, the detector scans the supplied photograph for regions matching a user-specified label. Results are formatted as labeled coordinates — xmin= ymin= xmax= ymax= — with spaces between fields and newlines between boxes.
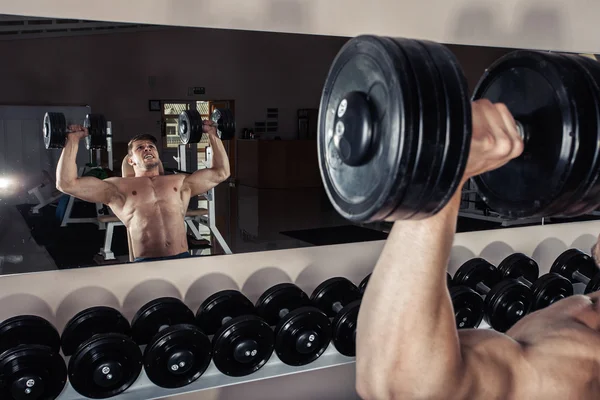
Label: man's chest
xmin=119 ymin=176 xmax=188 ymax=204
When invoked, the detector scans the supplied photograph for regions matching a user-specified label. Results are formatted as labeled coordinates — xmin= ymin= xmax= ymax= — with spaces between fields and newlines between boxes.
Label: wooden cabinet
xmin=236 ymin=139 xmax=322 ymax=188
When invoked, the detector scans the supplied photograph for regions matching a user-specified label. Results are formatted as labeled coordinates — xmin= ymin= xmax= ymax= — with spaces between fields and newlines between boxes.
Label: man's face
xmin=129 ymin=140 xmax=160 ymax=170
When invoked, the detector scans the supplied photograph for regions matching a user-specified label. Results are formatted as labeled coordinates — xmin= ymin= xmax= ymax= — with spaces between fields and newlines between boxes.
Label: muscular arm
xmin=183 ymin=131 xmax=231 ymax=196
xmin=356 ymin=191 xmax=529 ymax=399
xmin=356 ymin=100 xmax=529 ymax=400
xmin=56 ymin=135 xmax=124 ymax=207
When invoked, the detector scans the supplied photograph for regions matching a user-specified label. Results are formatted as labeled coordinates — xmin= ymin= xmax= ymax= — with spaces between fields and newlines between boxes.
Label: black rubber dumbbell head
xmin=449 ymin=286 xmax=484 ymax=329
xmin=0 ymin=315 xmax=67 ymax=400
xmin=256 ymin=283 xmax=331 ymax=366
xmin=62 ymin=306 xmax=142 ymax=399
xmin=132 ymin=297 xmax=211 ymax=389
xmin=311 ymin=277 xmax=362 ymax=357
xmin=196 ymin=290 xmax=274 ymax=377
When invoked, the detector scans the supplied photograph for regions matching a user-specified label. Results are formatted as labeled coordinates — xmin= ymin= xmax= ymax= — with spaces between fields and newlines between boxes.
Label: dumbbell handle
xmin=515 ymin=121 xmax=526 ymax=142
xmin=332 ymin=301 xmax=343 ymax=314
xmin=572 ymin=271 xmax=591 ymax=285
xmin=475 ymin=282 xmax=492 ymax=296
xmin=515 ymin=276 xmax=533 ymax=288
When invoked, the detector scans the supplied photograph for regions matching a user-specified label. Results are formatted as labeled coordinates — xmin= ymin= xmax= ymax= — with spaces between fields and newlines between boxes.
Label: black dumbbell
xmin=131 ymin=297 xmax=211 ymax=389
xmin=454 ymin=258 xmax=533 ymax=332
xmin=178 ymin=107 xmax=236 ymax=144
xmin=61 ymin=306 xmax=142 ymax=399
xmin=499 ymin=253 xmax=573 ymax=310
xmin=195 ymin=290 xmax=274 ymax=377
xmin=43 ymin=112 xmax=107 ymax=150
xmin=550 ymin=248 xmax=600 ymax=294
xmin=310 ymin=277 xmax=362 ymax=357
xmin=447 ymin=279 xmax=485 ymax=330
xmin=255 ymin=283 xmax=332 ymax=365
xmin=0 ymin=315 xmax=67 ymax=400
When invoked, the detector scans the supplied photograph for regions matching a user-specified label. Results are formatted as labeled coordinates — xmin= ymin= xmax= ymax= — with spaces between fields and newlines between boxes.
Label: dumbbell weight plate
xmin=255 ymin=283 xmax=331 ymax=366
xmin=531 ymin=273 xmax=573 ymax=309
xmin=131 ymin=297 xmax=196 ymax=345
xmin=585 ymin=272 xmax=600 ymax=294
xmin=317 ymin=35 xmax=470 ymax=223
xmin=497 ymin=253 xmax=539 ymax=283
xmin=0 ymin=315 xmax=61 ymax=356
xmin=564 ymin=56 xmax=600 ymax=215
xmin=453 ymin=258 xmax=502 ymax=293
xmin=255 ymin=283 xmax=312 ymax=326
xmin=381 ymin=37 xmax=446 ymax=218
xmin=196 ymin=290 xmax=257 ymax=336
xmin=68 ymin=333 xmax=143 ymax=399
xmin=551 ymin=54 xmax=600 ymax=217
xmin=212 ymin=314 xmax=274 ymax=377
xmin=61 ymin=306 xmax=132 ymax=357
xmin=311 ymin=277 xmax=362 ymax=317
xmin=212 ymin=108 xmax=236 ymax=140
xmin=0 ymin=345 xmax=67 ymax=400
xmin=84 ymin=114 xmax=108 ymax=150
xmin=317 ymin=35 xmax=418 ymax=223
xmin=550 ymin=248 xmax=599 ymax=283
xmin=449 ymin=286 xmax=484 ymax=329
xmin=43 ymin=112 xmax=67 ymax=149
xmin=358 ymin=274 xmax=370 ymax=294
xmin=471 ymin=51 xmax=584 ymax=218
xmin=144 ymin=324 xmax=212 ymax=389
xmin=178 ymin=110 xmax=203 ymax=145
xmin=331 ymin=300 xmax=360 ymax=357
xmin=484 ymin=279 xmax=533 ymax=332
xmin=274 ymin=306 xmax=331 ymax=366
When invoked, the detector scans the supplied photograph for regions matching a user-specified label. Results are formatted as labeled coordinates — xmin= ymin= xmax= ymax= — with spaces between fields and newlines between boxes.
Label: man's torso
xmin=106 ymin=174 xmax=192 ymax=259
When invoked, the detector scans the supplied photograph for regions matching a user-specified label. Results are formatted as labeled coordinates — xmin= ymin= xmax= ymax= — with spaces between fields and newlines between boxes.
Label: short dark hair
xmin=128 ymin=134 xmax=158 ymax=155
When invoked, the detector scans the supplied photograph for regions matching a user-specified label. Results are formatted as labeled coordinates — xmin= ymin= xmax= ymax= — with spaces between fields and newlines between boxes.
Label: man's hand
xmin=67 ymin=125 xmax=88 ymax=142
xmin=463 ymin=99 xmax=524 ymax=183
xmin=202 ymin=120 xmax=218 ymax=137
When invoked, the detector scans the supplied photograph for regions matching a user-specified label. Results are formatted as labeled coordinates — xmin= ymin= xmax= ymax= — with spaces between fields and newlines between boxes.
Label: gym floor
xmin=2 ymin=185 xmax=600 ymax=274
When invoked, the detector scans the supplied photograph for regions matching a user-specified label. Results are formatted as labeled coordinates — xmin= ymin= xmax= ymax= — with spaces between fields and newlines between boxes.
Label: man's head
xmin=127 ymin=134 xmax=161 ymax=175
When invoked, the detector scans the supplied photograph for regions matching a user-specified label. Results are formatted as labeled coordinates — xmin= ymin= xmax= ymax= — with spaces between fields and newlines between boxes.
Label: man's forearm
xmin=56 ymin=138 xmax=80 ymax=190
xmin=207 ymin=132 xmax=230 ymax=178
xmin=356 ymin=190 xmax=464 ymax=399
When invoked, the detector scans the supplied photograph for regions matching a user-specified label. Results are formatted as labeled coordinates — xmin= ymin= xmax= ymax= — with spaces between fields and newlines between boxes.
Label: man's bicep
xmin=183 ymin=169 xmax=222 ymax=196
xmin=64 ymin=177 xmax=123 ymax=206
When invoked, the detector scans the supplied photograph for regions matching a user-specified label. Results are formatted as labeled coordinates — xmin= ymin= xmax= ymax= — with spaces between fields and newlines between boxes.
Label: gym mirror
xmin=0 ymin=14 xmax=598 ymax=276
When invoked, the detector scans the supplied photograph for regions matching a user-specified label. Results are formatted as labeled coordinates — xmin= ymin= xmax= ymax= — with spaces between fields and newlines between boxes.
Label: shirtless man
xmin=356 ymin=99 xmax=600 ymax=400
xmin=56 ymin=120 xmax=230 ymax=261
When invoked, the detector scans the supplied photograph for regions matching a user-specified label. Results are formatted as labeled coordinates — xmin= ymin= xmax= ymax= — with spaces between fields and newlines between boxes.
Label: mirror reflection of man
xmin=56 ymin=120 xmax=230 ymax=262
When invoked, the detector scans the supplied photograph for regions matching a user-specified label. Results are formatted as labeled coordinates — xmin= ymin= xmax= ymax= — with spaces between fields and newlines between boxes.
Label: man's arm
xmin=355 ymin=100 xmax=527 ymax=400
xmin=183 ymin=124 xmax=231 ymax=196
xmin=56 ymin=128 xmax=124 ymax=207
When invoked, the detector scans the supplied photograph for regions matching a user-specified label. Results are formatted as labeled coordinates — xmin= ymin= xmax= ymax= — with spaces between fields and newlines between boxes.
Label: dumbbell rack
xmin=0 ymin=219 xmax=598 ymax=399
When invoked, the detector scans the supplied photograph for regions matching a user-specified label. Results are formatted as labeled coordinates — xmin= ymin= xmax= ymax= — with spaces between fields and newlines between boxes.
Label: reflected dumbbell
xmin=550 ymin=249 xmax=600 ymax=294
xmin=310 ymin=277 xmax=362 ymax=357
xmin=131 ymin=297 xmax=211 ymax=389
xmin=255 ymin=283 xmax=331 ymax=365
xmin=61 ymin=306 xmax=142 ymax=399
xmin=499 ymin=253 xmax=573 ymax=311
xmin=454 ymin=258 xmax=533 ymax=332
xmin=195 ymin=290 xmax=274 ymax=377
xmin=0 ymin=315 xmax=67 ymax=400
